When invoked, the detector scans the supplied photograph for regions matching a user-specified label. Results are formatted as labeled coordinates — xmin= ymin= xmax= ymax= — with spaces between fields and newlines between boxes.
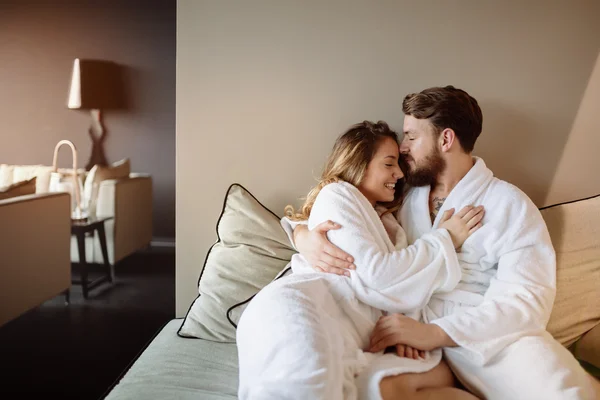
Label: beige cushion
xmin=11 ymin=165 xmax=53 ymax=193
xmin=543 ymin=194 xmax=600 ymax=348
xmin=177 ymin=183 xmax=296 ymax=342
xmin=83 ymin=158 xmax=130 ymax=208
xmin=0 ymin=164 xmax=14 ymax=188
xmin=0 ymin=177 xmax=37 ymax=200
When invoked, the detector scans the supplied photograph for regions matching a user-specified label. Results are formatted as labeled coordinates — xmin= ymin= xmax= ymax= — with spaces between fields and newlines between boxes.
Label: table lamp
xmin=67 ymin=58 xmax=125 ymax=171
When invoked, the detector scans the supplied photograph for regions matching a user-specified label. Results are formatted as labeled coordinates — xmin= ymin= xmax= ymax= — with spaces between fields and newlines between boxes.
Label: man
xmin=292 ymin=86 xmax=599 ymax=399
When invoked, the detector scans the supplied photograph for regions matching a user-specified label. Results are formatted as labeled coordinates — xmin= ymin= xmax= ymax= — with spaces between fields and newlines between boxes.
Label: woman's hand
xmin=438 ymin=205 xmax=484 ymax=249
xmin=293 ymin=221 xmax=355 ymax=276
xmin=393 ymin=344 xmax=425 ymax=360
xmin=368 ymin=313 xmax=456 ymax=353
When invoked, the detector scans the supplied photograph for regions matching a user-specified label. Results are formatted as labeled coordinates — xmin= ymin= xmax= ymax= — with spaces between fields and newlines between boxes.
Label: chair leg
xmin=76 ymin=231 xmax=89 ymax=299
xmin=97 ymin=224 xmax=114 ymax=283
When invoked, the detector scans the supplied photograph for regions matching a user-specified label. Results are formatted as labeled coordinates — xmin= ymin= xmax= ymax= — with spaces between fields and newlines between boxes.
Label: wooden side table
xmin=70 ymin=216 xmax=115 ymax=299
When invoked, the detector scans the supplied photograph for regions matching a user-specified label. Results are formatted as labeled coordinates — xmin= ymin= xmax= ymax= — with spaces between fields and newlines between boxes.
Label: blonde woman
xmin=236 ymin=121 xmax=483 ymax=400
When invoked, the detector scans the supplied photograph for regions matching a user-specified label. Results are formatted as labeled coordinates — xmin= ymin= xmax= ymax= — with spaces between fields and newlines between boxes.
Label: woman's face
xmin=358 ymin=137 xmax=404 ymax=206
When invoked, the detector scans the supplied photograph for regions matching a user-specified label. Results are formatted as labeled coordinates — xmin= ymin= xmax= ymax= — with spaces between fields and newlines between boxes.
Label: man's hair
xmin=402 ymin=85 xmax=483 ymax=153
xmin=285 ymin=120 xmax=404 ymax=221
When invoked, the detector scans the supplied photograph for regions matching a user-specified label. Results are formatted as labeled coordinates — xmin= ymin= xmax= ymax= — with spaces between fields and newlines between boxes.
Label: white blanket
xmin=237 ymin=181 xmax=462 ymax=399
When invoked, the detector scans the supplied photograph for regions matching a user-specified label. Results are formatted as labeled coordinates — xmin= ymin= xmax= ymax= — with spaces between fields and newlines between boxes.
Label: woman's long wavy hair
xmin=285 ymin=120 xmax=405 ymax=221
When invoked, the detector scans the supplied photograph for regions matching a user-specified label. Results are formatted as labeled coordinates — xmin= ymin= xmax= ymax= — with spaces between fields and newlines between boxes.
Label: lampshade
xmin=67 ymin=58 xmax=126 ymax=110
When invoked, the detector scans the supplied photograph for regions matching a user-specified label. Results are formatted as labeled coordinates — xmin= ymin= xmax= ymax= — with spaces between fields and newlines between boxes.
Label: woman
xmin=236 ymin=120 xmax=482 ymax=399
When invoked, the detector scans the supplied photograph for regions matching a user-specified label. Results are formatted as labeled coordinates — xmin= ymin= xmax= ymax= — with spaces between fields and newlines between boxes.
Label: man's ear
xmin=439 ymin=128 xmax=456 ymax=152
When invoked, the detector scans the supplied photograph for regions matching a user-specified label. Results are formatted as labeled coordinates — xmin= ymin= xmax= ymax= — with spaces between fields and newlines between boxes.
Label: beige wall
xmin=176 ymin=0 xmax=600 ymax=316
xmin=0 ymin=0 xmax=176 ymax=239
xmin=545 ymin=51 xmax=600 ymax=206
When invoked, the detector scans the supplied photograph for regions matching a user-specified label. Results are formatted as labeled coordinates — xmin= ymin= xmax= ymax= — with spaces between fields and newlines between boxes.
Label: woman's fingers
xmin=460 ymin=206 xmax=479 ymax=221
xmin=465 ymin=209 xmax=484 ymax=229
xmin=469 ymin=222 xmax=483 ymax=234
xmin=455 ymin=205 xmax=474 ymax=218
xmin=396 ymin=344 xmax=406 ymax=358
xmin=460 ymin=205 xmax=483 ymax=222
xmin=407 ymin=346 xmax=417 ymax=359
xmin=396 ymin=345 xmax=423 ymax=360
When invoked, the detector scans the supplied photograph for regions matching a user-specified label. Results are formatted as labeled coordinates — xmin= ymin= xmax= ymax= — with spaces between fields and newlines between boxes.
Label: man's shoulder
xmin=487 ymin=177 xmax=526 ymax=198
xmin=486 ymin=177 xmax=536 ymax=208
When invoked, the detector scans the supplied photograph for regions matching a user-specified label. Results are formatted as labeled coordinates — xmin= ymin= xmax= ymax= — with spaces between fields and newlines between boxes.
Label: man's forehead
xmin=403 ymin=115 xmax=431 ymax=134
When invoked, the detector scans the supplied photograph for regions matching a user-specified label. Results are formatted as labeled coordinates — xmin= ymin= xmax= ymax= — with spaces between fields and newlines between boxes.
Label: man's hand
xmin=293 ymin=221 xmax=355 ymax=276
xmin=368 ymin=314 xmax=457 ymax=353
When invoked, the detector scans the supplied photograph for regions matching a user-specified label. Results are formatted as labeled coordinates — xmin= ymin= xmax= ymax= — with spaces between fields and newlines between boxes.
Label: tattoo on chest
xmin=430 ymin=197 xmax=446 ymax=222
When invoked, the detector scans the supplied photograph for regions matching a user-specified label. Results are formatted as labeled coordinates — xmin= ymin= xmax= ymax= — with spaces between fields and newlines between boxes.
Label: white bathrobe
xmin=236 ymin=181 xmax=462 ymax=400
xmin=402 ymin=157 xmax=596 ymax=400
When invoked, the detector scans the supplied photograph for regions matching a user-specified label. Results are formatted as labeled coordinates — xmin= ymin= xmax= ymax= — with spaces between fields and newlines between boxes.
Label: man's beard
xmin=402 ymin=148 xmax=446 ymax=187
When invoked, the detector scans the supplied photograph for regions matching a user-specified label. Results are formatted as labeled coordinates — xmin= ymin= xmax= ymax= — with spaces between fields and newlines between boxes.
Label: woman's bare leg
xmin=379 ymin=360 xmax=479 ymax=400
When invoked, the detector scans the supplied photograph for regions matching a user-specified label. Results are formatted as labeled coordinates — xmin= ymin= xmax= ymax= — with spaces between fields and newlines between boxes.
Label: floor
xmin=0 ymin=248 xmax=175 ymax=400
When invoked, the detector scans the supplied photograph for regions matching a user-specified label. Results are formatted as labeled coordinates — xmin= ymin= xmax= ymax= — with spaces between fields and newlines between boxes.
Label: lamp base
xmin=86 ymin=109 xmax=108 ymax=171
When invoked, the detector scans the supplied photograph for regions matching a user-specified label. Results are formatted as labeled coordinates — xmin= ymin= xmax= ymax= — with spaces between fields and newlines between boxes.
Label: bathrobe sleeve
xmin=308 ymin=183 xmax=462 ymax=313
xmin=431 ymin=190 xmax=557 ymax=366
xmin=280 ymin=217 xmax=307 ymax=252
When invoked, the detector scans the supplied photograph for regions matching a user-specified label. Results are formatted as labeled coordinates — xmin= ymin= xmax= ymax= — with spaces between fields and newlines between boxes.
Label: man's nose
xmin=399 ymin=140 xmax=409 ymax=154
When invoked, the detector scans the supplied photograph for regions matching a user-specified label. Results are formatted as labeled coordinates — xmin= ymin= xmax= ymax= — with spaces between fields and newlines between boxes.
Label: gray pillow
xmin=178 ymin=183 xmax=297 ymax=342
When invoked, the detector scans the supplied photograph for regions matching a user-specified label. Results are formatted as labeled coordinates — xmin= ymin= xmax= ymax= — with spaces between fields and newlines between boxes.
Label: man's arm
xmin=369 ymin=313 xmax=457 ymax=353
xmin=429 ymin=225 xmax=556 ymax=365
xmin=288 ymin=221 xmax=356 ymax=275
xmin=371 ymin=196 xmax=556 ymax=365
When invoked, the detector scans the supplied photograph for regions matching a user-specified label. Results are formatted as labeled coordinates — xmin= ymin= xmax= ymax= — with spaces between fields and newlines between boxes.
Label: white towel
xmin=237 ymin=181 xmax=463 ymax=400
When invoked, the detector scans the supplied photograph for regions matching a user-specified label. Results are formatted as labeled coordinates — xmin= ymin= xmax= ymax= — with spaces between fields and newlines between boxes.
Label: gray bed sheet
xmin=105 ymin=318 xmax=239 ymax=399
